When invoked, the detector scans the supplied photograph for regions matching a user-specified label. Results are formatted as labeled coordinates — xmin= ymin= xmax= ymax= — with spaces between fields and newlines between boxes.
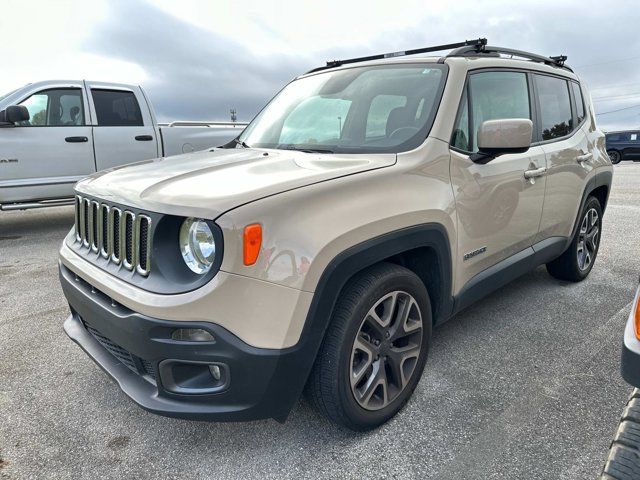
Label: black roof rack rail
xmin=447 ymin=44 xmax=572 ymax=72
xmin=305 ymin=38 xmax=488 ymax=74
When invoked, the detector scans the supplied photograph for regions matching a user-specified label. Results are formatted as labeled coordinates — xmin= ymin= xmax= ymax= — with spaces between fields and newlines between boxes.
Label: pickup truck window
xmin=91 ymin=89 xmax=143 ymax=127
xmin=17 ymin=88 xmax=84 ymax=127
xmin=238 ymin=64 xmax=447 ymax=154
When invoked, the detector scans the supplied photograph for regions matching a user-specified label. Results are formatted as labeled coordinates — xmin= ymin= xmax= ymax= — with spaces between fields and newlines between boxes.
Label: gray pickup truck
xmin=0 ymin=80 xmax=246 ymax=210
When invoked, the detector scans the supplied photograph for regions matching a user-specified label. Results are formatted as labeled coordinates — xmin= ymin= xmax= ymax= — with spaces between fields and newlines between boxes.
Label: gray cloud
xmin=85 ymin=0 xmax=640 ymax=130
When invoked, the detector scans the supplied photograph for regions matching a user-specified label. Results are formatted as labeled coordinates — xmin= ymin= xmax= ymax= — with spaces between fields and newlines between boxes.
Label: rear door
xmin=450 ymin=70 xmax=546 ymax=289
xmin=85 ymin=83 xmax=158 ymax=171
xmin=0 ymin=83 xmax=95 ymax=203
xmin=534 ymin=76 xmax=593 ymax=242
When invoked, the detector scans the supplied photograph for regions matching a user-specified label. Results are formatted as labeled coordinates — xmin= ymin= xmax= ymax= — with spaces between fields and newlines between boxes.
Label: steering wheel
xmin=389 ymin=126 xmax=419 ymax=140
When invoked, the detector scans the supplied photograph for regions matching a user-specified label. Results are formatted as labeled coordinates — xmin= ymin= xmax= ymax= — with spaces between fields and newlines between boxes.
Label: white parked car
xmin=0 ymin=80 xmax=246 ymax=210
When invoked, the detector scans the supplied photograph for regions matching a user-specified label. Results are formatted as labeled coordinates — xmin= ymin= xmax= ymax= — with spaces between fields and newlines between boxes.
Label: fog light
xmin=171 ymin=328 xmax=215 ymax=342
xmin=209 ymin=364 xmax=221 ymax=381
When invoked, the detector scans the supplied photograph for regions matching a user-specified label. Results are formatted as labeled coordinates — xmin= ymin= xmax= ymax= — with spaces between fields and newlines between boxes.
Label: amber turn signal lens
xmin=243 ymin=223 xmax=262 ymax=266
xmin=634 ymin=294 xmax=640 ymax=340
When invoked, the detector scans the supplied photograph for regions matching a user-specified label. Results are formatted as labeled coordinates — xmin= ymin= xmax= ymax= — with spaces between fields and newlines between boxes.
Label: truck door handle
xmin=65 ymin=136 xmax=88 ymax=143
xmin=577 ymin=152 xmax=593 ymax=163
xmin=524 ymin=167 xmax=547 ymax=179
xmin=135 ymin=135 xmax=153 ymax=141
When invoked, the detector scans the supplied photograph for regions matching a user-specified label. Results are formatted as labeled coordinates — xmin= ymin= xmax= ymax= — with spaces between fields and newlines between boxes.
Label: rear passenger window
xmin=91 ymin=89 xmax=143 ymax=126
xmin=461 ymin=71 xmax=531 ymax=153
xmin=534 ymin=75 xmax=573 ymax=140
xmin=571 ymin=82 xmax=585 ymax=124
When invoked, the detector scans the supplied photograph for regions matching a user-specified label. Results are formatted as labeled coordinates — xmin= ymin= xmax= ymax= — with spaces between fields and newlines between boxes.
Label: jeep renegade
xmin=58 ymin=39 xmax=613 ymax=431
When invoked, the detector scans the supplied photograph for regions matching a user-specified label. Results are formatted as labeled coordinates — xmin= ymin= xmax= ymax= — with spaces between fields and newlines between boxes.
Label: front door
xmin=0 ymin=85 xmax=95 ymax=204
xmin=450 ymin=70 xmax=546 ymax=291
xmin=85 ymin=84 xmax=158 ymax=171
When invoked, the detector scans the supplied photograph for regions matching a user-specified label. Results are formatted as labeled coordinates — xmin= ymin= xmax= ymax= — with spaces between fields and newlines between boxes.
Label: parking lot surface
xmin=1 ymin=164 xmax=639 ymax=480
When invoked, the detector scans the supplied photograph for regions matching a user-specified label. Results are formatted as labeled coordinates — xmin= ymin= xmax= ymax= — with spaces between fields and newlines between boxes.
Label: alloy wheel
xmin=577 ymin=207 xmax=599 ymax=271
xmin=349 ymin=291 xmax=423 ymax=411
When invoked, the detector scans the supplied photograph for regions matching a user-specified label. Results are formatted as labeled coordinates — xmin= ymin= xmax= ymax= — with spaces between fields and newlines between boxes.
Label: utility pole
xmin=230 ymin=108 xmax=237 ymax=123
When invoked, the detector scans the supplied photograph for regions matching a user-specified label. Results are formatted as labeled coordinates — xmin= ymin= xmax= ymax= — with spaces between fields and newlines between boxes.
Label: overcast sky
xmin=1 ymin=0 xmax=639 ymax=130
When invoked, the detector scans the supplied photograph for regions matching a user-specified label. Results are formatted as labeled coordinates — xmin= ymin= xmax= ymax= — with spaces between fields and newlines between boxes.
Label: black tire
xmin=305 ymin=262 xmax=432 ymax=431
xmin=608 ymin=150 xmax=622 ymax=164
xmin=546 ymin=196 xmax=603 ymax=282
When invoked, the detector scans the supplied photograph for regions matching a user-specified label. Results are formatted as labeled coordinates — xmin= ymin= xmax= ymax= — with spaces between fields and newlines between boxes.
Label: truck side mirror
xmin=471 ymin=118 xmax=533 ymax=164
xmin=0 ymin=105 xmax=30 ymax=126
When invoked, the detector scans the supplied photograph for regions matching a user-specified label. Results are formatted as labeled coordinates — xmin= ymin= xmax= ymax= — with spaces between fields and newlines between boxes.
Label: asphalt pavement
xmin=1 ymin=164 xmax=640 ymax=479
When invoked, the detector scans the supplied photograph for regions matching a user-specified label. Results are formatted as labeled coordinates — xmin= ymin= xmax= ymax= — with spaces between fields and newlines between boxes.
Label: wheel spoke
xmin=387 ymin=343 xmax=421 ymax=388
xmin=351 ymin=336 xmax=376 ymax=387
xmin=357 ymin=360 xmax=388 ymax=407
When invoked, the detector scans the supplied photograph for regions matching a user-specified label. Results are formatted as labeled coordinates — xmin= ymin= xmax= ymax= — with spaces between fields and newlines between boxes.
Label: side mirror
xmin=0 ymin=105 xmax=29 ymax=126
xmin=471 ymin=118 xmax=533 ymax=164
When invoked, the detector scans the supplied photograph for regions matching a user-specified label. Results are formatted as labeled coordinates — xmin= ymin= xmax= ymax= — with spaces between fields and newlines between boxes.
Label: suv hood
xmin=76 ymin=148 xmax=396 ymax=218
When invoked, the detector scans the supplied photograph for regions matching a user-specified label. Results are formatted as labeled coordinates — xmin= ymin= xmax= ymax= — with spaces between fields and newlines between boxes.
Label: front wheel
xmin=546 ymin=196 xmax=603 ymax=282
xmin=608 ymin=150 xmax=622 ymax=164
xmin=306 ymin=263 xmax=431 ymax=431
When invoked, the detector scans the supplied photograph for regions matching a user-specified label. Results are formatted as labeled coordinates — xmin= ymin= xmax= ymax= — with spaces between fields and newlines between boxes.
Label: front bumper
xmin=621 ymin=285 xmax=640 ymax=388
xmin=59 ymin=263 xmax=313 ymax=422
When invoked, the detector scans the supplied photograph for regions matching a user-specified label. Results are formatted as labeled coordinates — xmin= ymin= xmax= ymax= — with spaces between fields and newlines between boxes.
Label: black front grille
xmin=82 ymin=320 xmax=156 ymax=382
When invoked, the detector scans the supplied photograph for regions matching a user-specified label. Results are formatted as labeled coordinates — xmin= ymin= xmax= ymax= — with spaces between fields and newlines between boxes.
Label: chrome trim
xmin=74 ymin=195 xmax=81 ymax=241
xmin=110 ymin=207 xmax=122 ymax=265
xmin=135 ymin=215 xmax=152 ymax=277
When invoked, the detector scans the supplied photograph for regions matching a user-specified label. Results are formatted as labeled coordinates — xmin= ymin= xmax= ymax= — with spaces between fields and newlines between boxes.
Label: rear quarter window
xmin=91 ymin=89 xmax=144 ymax=127
xmin=534 ymin=74 xmax=573 ymax=141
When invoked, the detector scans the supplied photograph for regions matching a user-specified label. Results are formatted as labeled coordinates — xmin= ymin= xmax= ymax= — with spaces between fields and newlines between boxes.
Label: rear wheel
xmin=306 ymin=263 xmax=431 ymax=431
xmin=546 ymin=196 xmax=602 ymax=282
xmin=608 ymin=150 xmax=621 ymax=164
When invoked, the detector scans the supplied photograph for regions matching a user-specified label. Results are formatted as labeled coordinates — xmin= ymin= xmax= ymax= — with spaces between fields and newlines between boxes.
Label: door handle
xmin=135 ymin=135 xmax=153 ymax=141
xmin=65 ymin=136 xmax=88 ymax=143
xmin=524 ymin=167 xmax=547 ymax=179
xmin=577 ymin=152 xmax=593 ymax=163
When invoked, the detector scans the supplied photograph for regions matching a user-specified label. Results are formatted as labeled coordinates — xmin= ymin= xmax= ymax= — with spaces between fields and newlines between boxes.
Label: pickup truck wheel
xmin=306 ymin=262 xmax=431 ymax=431
xmin=546 ymin=196 xmax=602 ymax=282
xmin=608 ymin=150 xmax=621 ymax=164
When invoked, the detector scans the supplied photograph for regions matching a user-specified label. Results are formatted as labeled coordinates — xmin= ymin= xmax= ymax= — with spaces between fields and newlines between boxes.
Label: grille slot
xmin=82 ymin=198 xmax=90 ymax=246
xmin=100 ymin=204 xmax=109 ymax=257
xmin=111 ymin=207 xmax=122 ymax=264
xmin=73 ymin=196 xmax=152 ymax=277
xmin=124 ymin=211 xmax=135 ymax=269
xmin=90 ymin=201 xmax=99 ymax=252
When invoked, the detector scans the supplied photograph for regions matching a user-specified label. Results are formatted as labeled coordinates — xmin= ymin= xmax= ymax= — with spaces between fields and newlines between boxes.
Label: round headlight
xmin=179 ymin=218 xmax=216 ymax=274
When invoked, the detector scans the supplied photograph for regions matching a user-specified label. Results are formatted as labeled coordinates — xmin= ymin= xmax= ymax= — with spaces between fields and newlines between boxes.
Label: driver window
xmin=17 ymin=88 xmax=84 ymax=126
xmin=468 ymin=72 xmax=530 ymax=152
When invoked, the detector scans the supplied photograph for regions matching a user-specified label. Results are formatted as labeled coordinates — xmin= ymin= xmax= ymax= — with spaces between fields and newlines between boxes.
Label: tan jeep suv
xmin=58 ymin=39 xmax=612 ymax=431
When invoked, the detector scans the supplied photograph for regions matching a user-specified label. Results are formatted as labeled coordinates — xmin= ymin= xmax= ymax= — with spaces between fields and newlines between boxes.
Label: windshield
xmin=238 ymin=64 xmax=447 ymax=154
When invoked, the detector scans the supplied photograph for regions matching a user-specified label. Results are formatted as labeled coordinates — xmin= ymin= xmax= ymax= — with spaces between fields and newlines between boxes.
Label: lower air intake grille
xmin=82 ymin=320 xmax=156 ymax=382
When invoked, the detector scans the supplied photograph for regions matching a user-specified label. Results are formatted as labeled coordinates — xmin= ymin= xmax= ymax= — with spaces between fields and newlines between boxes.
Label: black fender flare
xmin=274 ymin=223 xmax=453 ymax=420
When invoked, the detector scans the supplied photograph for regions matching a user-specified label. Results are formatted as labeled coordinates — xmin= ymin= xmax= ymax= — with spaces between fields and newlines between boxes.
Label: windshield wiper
xmin=234 ymin=138 xmax=251 ymax=148
xmin=277 ymin=145 xmax=335 ymax=154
